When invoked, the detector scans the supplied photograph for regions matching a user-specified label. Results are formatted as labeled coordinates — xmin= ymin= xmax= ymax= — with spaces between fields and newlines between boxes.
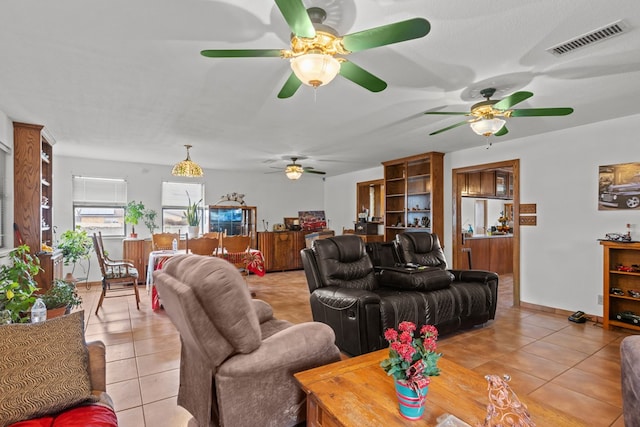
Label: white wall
xmin=323 ymin=166 xmax=383 ymax=233
xmin=0 ymin=112 xmax=14 ymax=258
xmin=325 ymin=114 xmax=640 ymax=316
xmin=53 ymin=156 xmax=325 ymax=280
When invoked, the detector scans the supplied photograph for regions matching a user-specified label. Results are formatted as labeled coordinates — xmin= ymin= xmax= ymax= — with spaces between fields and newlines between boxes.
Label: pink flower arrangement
xmin=380 ymin=321 xmax=441 ymax=388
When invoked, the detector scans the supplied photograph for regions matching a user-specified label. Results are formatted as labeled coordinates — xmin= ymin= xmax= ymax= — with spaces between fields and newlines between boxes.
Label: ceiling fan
xmin=200 ymin=0 xmax=430 ymax=98
xmin=283 ymin=157 xmax=326 ymax=180
xmin=425 ymin=88 xmax=574 ymax=137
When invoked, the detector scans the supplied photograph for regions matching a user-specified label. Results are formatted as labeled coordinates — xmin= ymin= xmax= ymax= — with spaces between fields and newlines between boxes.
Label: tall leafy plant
xmin=183 ymin=192 xmax=202 ymax=227
xmin=0 ymin=245 xmax=41 ymax=323
xmin=125 ymin=200 xmax=146 ymax=236
xmin=57 ymin=227 xmax=93 ymax=274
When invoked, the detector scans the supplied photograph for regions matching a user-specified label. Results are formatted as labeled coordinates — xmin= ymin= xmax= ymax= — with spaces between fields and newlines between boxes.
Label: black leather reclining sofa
xmin=300 ymin=233 xmax=498 ymax=356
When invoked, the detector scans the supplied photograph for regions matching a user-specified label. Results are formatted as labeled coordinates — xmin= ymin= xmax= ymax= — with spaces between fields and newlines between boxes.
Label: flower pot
xmin=64 ymin=272 xmax=77 ymax=284
xmin=188 ymin=226 xmax=200 ymax=238
xmin=46 ymin=306 xmax=67 ymax=319
xmin=394 ymin=379 xmax=428 ymax=420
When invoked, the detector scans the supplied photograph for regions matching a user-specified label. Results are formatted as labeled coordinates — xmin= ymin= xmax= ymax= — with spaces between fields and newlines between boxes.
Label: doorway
xmin=452 ymin=159 xmax=520 ymax=306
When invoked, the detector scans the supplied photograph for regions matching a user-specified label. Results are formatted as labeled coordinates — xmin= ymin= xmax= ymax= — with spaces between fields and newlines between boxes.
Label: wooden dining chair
xmin=92 ymin=232 xmax=140 ymax=315
xmin=188 ymin=237 xmax=219 ymax=256
xmin=152 ymin=233 xmax=179 ymax=250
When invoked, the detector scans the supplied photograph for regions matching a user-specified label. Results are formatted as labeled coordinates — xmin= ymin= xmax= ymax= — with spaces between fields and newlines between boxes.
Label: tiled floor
xmin=77 ymin=271 xmax=635 ymax=427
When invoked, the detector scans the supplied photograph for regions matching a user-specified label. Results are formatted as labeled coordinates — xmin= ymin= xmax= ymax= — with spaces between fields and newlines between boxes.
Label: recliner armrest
xmin=311 ymin=286 xmax=381 ymax=308
xmin=449 ymin=269 xmax=499 ymax=284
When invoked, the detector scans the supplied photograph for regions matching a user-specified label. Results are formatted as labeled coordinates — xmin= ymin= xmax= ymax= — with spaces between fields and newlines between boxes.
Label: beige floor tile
xmin=551 ymin=367 xmax=622 ymax=408
xmin=85 ymin=330 xmax=133 ymax=346
xmin=611 ymin=414 xmax=626 ymax=427
xmin=132 ymin=322 xmax=179 ymax=342
xmin=107 ymin=378 xmax=142 ymax=411
xmin=139 ymin=369 xmax=180 ymax=404
xmin=521 ymin=313 xmax=569 ymax=331
xmin=116 ymin=406 xmax=145 ymax=427
xmin=136 ymin=348 xmax=181 ymax=377
xmin=496 ymin=350 xmax=571 ymax=381
xmin=574 ymin=354 xmax=622 ymax=379
xmin=541 ymin=331 xmax=612 ymax=354
xmin=472 ymin=360 xmax=546 ymax=395
xmin=134 ymin=332 xmax=180 ymax=356
xmin=106 ymin=357 xmax=139 ymax=384
xmin=529 ymin=382 xmax=621 ymax=426
xmin=520 ymin=340 xmax=590 ymax=366
xmin=85 ymin=318 xmax=132 ymax=336
xmin=105 ymin=342 xmax=136 ymax=363
xmin=142 ymin=396 xmax=194 ymax=427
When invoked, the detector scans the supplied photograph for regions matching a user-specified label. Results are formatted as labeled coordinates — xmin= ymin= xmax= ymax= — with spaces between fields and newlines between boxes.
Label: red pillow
xmin=8 ymin=405 xmax=117 ymax=427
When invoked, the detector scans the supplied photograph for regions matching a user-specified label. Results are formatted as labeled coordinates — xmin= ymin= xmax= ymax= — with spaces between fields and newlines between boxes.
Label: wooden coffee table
xmin=294 ymin=349 xmax=587 ymax=427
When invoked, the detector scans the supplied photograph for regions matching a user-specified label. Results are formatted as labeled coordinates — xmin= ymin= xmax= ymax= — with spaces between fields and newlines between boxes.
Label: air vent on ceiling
xmin=547 ymin=20 xmax=629 ymax=56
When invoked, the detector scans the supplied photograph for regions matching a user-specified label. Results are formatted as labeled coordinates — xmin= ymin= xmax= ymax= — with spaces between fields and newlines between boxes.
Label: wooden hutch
xmin=13 ymin=122 xmax=63 ymax=290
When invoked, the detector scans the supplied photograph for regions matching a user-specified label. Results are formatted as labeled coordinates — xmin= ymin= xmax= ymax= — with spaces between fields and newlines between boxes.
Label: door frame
xmin=452 ymin=159 xmax=520 ymax=306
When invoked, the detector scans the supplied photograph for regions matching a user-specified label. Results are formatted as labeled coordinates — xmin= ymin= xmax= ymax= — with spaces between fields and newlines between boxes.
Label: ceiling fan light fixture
xmin=470 ymin=118 xmax=506 ymax=137
xmin=290 ymin=53 xmax=340 ymax=88
xmin=172 ymin=144 xmax=204 ymax=177
xmin=285 ymin=164 xmax=304 ymax=180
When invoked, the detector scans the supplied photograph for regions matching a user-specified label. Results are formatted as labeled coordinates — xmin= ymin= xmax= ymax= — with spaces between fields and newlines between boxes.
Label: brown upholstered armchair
xmin=153 ymin=254 xmax=341 ymax=427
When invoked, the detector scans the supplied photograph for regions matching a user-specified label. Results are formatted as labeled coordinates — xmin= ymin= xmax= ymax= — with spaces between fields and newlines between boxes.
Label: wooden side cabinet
xmin=35 ymin=250 xmax=63 ymax=291
xmin=257 ymin=231 xmax=306 ymax=272
xmin=123 ymin=238 xmax=152 ymax=284
xmin=601 ymin=240 xmax=640 ymax=331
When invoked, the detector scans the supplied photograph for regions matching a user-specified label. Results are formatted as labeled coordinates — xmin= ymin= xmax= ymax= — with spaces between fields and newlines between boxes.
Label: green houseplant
xmin=57 ymin=227 xmax=93 ymax=278
xmin=0 ymin=245 xmax=42 ymax=323
xmin=41 ymin=279 xmax=82 ymax=317
xmin=125 ymin=200 xmax=146 ymax=237
xmin=143 ymin=208 xmax=159 ymax=235
xmin=183 ymin=193 xmax=202 ymax=237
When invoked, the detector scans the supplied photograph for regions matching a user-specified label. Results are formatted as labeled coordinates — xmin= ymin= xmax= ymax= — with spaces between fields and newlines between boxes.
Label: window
xmin=161 ymin=182 xmax=205 ymax=234
xmin=0 ymin=141 xmax=8 ymax=248
xmin=72 ymin=176 xmax=127 ymax=237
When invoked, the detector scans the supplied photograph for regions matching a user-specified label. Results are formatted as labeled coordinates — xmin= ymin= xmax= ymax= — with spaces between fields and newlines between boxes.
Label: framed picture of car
xmin=599 ymin=162 xmax=640 ymax=210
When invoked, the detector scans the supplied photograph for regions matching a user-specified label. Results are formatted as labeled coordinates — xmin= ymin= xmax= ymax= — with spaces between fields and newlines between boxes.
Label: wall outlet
xmin=597 ymin=294 xmax=603 ymax=305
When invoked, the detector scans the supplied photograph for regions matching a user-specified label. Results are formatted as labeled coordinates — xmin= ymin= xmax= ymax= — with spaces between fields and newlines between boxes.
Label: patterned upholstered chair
xmin=92 ymin=232 xmax=140 ymax=315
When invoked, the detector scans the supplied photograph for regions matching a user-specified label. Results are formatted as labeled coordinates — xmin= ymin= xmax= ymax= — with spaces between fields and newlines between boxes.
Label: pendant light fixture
xmin=172 ymin=145 xmax=204 ymax=177
xmin=469 ymin=117 xmax=506 ymax=137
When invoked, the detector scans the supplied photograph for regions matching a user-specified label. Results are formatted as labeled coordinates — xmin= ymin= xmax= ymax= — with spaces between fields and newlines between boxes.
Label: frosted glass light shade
xmin=290 ymin=54 xmax=340 ymax=88
xmin=470 ymin=118 xmax=506 ymax=136
xmin=285 ymin=164 xmax=304 ymax=180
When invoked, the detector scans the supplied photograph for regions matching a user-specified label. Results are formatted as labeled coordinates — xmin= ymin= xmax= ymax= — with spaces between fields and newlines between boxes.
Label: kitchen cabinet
xmin=601 ymin=240 xmax=640 ymax=331
xmin=462 ymin=235 xmax=513 ymax=275
xmin=258 ymin=231 xmax=307 ymax=272
xmin=383 ymin=152 xmax=444 ymax=242
xmin=461 ymin=171 xmax=512 ymax=199
xmin=13 ymin=122 xmax=62 ymax=290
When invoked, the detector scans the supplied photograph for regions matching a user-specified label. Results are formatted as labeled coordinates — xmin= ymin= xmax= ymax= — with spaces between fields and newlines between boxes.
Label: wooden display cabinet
xmin=13 ymin=122 xmax=62 ymax=290
xmin=601 ymin=240 xmax=640 ymax=331
xmin=123 ymin=238 xmax=152 ymax=284
xmin=257 ymin=231 xmax=306 ymax=272
xmin=382 ymin=152 xmax=444 ymax=242
xmin=209 ymin=205 xmax=257 ymax=249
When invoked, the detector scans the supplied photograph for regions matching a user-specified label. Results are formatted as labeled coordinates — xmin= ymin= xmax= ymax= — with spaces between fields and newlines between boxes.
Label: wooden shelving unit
xmin=13 ymin=122 xmax=62 ymax=291
xmin=382 ymin=152 xmax=444 ymax=242
xmin=601 ymin=240 xmax=640 ymax=331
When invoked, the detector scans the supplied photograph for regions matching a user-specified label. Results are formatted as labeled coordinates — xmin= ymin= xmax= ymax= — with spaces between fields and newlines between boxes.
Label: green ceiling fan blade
xmin=509 ymin=107 xmax=574 ymax=117
xmin=275 ymin=0 xmax=316 ymax=38
xmin=303 ymin=167 xmax=326 ymax=175
xmin=429 ymin=120 xmax=469 ymax=136
xmin=201 ymin=49 xmax=282 ymax=58
xmin=424 ymin=111 xmax=468 ymax=115
xmin=339 ymin=61 xmax=387 ymax=92
xmin=342 ymin=18 xmax=430 ymax=52
xmin=492 ymin=91 xmax=533 ymax=110
xmin=277 ymin=72 xmax=303 ymax=99
xmin=494 ymin=125 xmax=509 ymax=136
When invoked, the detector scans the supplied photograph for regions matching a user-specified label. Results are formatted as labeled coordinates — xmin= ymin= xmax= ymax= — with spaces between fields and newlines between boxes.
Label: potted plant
xmin=183 ymin=193 xmax=202 ymax=238
xmin=57 ymin=226 xmax=93 ymax=282
xmin=41 ymin=279 xmax=83 ymax=318
xmin=125 ymin=200 xmax=146 ymax=238
xmin=380 ymin=321 xmax=441 ymax=420
xmin=0 ymin=245 xmax=41 ymax=323
xmin=143 ymin=208 xmax=159 ymax=235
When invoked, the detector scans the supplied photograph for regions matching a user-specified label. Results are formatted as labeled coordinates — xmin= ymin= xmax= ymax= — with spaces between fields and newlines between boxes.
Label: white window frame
xmin=72 ymin=176 xmax=128 ymax=237
xmin=161 ymin=182 xmax=205 ymax=234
